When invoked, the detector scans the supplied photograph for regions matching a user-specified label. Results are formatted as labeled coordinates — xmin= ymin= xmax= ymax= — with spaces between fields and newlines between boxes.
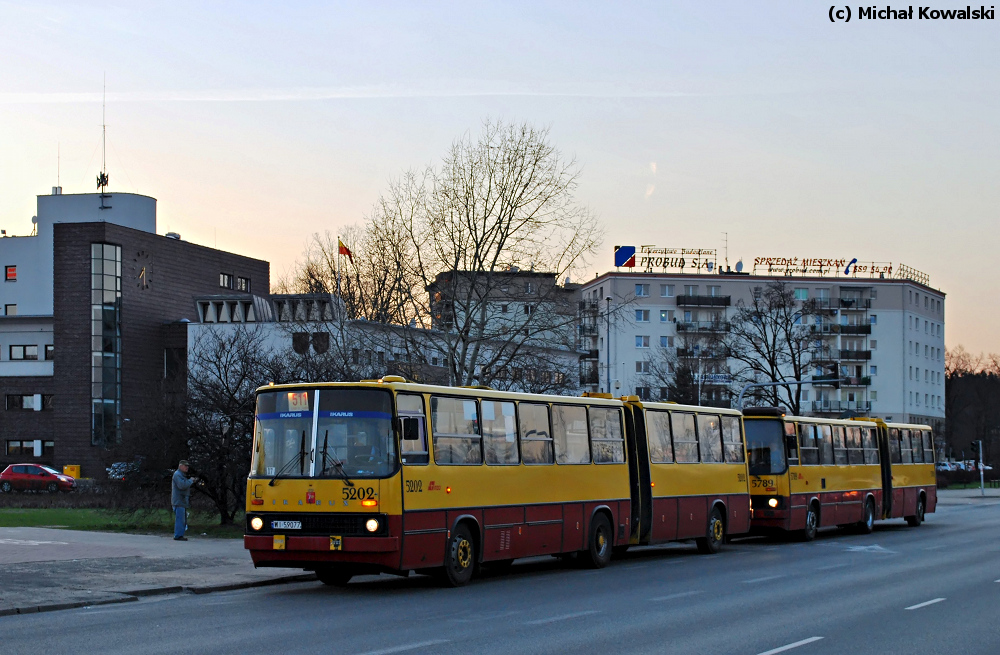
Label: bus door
xmin=876 ymin=424 xmax=893 ymax=518
xmin=624 ymin=404 xmax=651 ymax=544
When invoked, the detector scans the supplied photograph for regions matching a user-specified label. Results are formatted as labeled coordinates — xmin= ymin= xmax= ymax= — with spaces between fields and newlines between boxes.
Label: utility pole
xmin=605 ymin=296 xmax=612 ymax=394
xmin=978 ymin=440 xmax=985 ymax=497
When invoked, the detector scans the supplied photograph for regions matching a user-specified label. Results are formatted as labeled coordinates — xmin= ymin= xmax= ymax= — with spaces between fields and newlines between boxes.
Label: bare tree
xmin=185 ymin=325 xmax=285 ymax=524
xmin=726 ymin=281 xmax=817 ymax=413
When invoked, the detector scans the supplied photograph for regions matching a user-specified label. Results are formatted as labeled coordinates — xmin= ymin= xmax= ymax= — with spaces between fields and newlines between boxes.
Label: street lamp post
xmin=605 ymin=296 xmax=612 ymax=394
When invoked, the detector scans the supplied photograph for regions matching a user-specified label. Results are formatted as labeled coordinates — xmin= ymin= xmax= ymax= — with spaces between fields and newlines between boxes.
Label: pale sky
xmin=1 ymin=1 xmax=997 ymax=351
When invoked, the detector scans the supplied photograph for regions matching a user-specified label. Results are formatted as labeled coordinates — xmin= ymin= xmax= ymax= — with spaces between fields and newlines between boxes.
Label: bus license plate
xmin=330 ymin=536 xmax=342 ymax=551
xmin=272 ymin=520 xmax=301 ymax=530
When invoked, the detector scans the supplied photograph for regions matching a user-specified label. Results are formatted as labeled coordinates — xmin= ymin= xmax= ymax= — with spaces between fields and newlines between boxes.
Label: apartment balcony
xmin=839 ymin=350 xmax=872 ymax=361
xmin=578 ymin=300 xmax=600 ymax=314
xmin=693 ymin=373 xmax=734 ymax=386
xmin=809 ymin=323 xmax=839 ymax=334
xmin=811 ymin=400 xmax=872 ymax=413
xmin=839 ymin=324 xmax=872 ymax=335
xmin=676 ymin=320 xmax=729 ymax=333
xmin=811 ymin=374 xmax=840 ymax=386
xmin=811 ymin=350 xmax=839 ymax=363
xmin=839 ymin=298 xmax=872 ymax=310
xmin=676 ymin=295 xmax=731 ymax=307
xmin=841 ymin=376 xmax=872 ymax=387
xmin=580 ymin=371 xmax=599 ymax=385
xmin=579 ymin=349 xmax=600 ymax=360
xmin=578 ymin=323 xmax=599 ymax=336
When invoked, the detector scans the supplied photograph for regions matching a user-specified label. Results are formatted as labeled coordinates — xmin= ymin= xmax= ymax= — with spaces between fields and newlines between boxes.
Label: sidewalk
xmin=0 ymin=527 xmax=315 ymax=616
xmin=935 ymin=487 xmax=1000 ymax=505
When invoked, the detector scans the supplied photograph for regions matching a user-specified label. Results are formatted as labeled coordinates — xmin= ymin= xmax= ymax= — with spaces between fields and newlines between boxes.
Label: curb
xmin=0 ymin=573 xmax=318 ymax=618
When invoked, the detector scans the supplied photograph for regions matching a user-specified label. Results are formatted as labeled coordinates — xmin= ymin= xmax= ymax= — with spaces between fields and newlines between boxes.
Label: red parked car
xmin=0 ymin=464 xmax=76 ymax=493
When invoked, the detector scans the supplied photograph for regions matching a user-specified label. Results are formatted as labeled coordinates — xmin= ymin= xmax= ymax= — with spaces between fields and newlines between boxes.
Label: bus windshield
xmin=744 ymin=418 xmax=787 ymax=476
xmin=253 ymin=388 xmax=397 ymax=480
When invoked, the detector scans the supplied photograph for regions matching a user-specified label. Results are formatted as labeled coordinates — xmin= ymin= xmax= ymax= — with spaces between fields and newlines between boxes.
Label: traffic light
xmin=970 ymin=442 xmax=979 ymax=466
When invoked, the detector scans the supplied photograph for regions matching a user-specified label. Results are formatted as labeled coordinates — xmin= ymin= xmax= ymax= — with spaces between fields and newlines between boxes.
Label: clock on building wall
xmin=132 ymin=250 xmax=152 ymax=290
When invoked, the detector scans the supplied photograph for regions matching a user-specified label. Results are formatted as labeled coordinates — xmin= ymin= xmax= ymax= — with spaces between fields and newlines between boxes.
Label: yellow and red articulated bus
xmin=742 ymin=408 xmax=935 ymax=539
xmin=243 ymin=380 xmax=754 ymax=586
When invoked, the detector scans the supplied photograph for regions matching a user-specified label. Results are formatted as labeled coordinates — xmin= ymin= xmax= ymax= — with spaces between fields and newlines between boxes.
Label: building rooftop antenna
xmin=723 ymin=232 xmax=729 ymax=269
xmin=97 ymin=75 xmax=111 ymax=209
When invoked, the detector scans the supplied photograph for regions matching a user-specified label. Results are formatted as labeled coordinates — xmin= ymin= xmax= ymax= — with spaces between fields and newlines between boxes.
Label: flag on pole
xmin=338 ymin=238 xmax=354 ymax=263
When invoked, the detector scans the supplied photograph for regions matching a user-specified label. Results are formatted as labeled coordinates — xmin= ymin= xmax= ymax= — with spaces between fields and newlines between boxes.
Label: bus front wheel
xmin=696 ymin=507 xmax=725 ymax=554
xmin=583 ymin=514 xmax=612 ymax=569
xmin=857 ymin=498 xmax=875 ymax=534
xmin=442 ymin=524 xmax=477 ymax=587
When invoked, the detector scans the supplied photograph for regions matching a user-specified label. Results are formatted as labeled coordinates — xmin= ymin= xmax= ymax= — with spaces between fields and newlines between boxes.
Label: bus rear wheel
xmin=800 ymin=505 xmax=819 ymax=542
xmin=316 ymin=567 xmax=354 ymax=587
xmin=583 ymin=514 xmax=612 ymax=569
xmin=906 ymin=497 xmax=925 ymax=527
xmin=442 ymin=524 xmax=477 ymax=587
xmin=857 ymin=498 xmax=875 ymax=534
xmin=696 ymin=507 xmax=725 ymax=554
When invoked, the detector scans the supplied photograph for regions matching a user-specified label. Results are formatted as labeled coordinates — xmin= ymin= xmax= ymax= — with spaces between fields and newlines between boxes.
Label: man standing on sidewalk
xmin=172 ymin=460 xmax=198 ymax=541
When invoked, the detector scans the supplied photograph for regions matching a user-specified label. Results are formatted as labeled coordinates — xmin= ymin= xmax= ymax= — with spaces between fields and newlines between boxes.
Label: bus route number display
xmin=287 ymin=392 xmax=310 ymax=411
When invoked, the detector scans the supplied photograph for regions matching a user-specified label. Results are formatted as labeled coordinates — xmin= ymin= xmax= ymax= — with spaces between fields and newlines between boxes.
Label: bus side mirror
xmin=400 ymin=418 xmax=420 ymax=441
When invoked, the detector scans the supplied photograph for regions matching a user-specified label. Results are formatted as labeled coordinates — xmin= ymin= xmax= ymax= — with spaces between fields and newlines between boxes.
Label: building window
xmin=660 ymin=284 xmax=674 ymax=297
xmin=4 ymin=265 xmax=15 ymax=281
xmin=525 ymin=282 xmax=535 ymax=294
xmin=871 ymin=391 xmax=877 ymax=401
xmin=4 ymin=304 xmax=15 ymax=315
xmin=524 ymin=304 xmax=534 ymax=315
xmin=91 ymin=242 xmax=122 ymax=447
xmin=635 ymin=309 xmax=650 ymax=322
xmin=660 ymin=310 xmax=674 ymax=322
xmin=684 ymin=285 xmax=698 ymax=296
xmin=500 ymin=304 xmax=508 ymax=313
xmin=636 ymin=361 xmax=650 ymax=373
xmin=707 ymin=285 xmax=721 ymax=297
xmin=794 ymin=288 xmax=808 ymax=300
xmin=6 ymin=394 xmax=53 ymax=410
xmin=9 ymin=345 xmax=38 ymax=361
xmin=44 ymin=345 xmax=54 ymax=361
xmin=871 ymin=289 xmax=877 ymax=299
xmin=660 ymin=336 xmax=674 ymax=348
xmin=237 ymin=276 xmax=251 ymax=293
xmin=870 ymin=315 xmax=877 ymax=324
xmin=635 ymin=335 xmax=650 ymax=348
xmin=5 ymin=440 xmax=55 ymax=457
xmin=870 ymin=365 xmax=877 ymax=376
xmin=635 ymin=387 xmax=651 ymax=400
xmin=635 ymin=284 xmax=650 ymax=297
xmin=220 ymin=273 xmax=234 ymax=289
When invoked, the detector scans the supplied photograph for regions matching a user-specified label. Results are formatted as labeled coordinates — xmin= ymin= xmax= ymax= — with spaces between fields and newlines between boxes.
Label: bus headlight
xmin=365 ymin=519 xmax=379 ymax=533
xmin=250 ymin=516 xmax=263 ymax=531
xmin=768 ymin=498 xmax=779 ymax=508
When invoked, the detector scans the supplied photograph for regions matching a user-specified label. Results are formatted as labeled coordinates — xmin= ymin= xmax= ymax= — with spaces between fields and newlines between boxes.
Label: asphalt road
xmin=3 ymin=500 xmax=999 ymax=655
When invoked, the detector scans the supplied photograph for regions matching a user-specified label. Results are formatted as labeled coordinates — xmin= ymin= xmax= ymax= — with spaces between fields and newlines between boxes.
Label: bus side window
xmin=519 ymin=403 xmax=553 ymax=464
xmin=818 ymin=425 xmax=834 ymax=465
xmin=862 ymin=427 xmax=880 ymax=464
xmin=889 ymin=428 xmax=902 ymax=463
xmin=671 ymin=412 xmax=698 ymax=463
xmin=552 ymin=405 xmax=590 ymax=464
xmin=482 ymin=400 xmax=519 ymax=465
xmin=589 ymin=407 xmax=625 ymax=463
xmin=647 ymin=410 xmax=674 ymax=463
xmin=846 ymin=426 xmax=864 ymax=465
xmin=724 ymin=415 xmax=745 ymax=463
xmin=696 ymin=414 xmax=723 ymax=463
xmin=430 ymin=396 xmax=482 ymax=465
xmin=261 ymin=428 xmax=276 ymax=475
xmin=922 ymin=431 xmax=935 ymax=463
xmin=798 ymin=424 xmax=818 ymax=465
xmin=832 ymin=426 xmax=848 ymax=465
xmin=899 ymin=429 xmax=913 ymax=463
xmin=910 ymin=428 xmax=924 ymax=463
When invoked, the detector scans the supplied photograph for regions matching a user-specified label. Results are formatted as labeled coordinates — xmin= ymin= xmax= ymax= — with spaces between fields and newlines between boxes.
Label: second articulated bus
xmin=742 ymin=408 xmax=935 ymax=539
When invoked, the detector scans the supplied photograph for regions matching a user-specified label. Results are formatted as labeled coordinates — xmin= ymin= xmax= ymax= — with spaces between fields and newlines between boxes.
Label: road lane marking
xmin=0 ymin=538 xmax=70 ymax=545
xmin=650 ymin=590 xmax=703 ymax=602
xmin=743 ymin=575 xmax=785 ymax=584
xmin=756 ymin=636 xmax=824 ymax=655
xmin=356 ymin=640 xmax=450 ymax=655
xmin=816 ymin=563 xmax=849 ymax=571
xmin=905 ymin=598 xmax=945 ymax=610
xmin=923 ymin=545 xmax=945 ymax=550
xmin=526 ymin=610 xmax=600 ymax=625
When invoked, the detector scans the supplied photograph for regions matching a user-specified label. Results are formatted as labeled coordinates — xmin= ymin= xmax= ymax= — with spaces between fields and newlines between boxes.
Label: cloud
xmin=0 ymin=85 xmax=703 ymax=105
xmin=645 ymin=184 xmax=655 ymax=198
